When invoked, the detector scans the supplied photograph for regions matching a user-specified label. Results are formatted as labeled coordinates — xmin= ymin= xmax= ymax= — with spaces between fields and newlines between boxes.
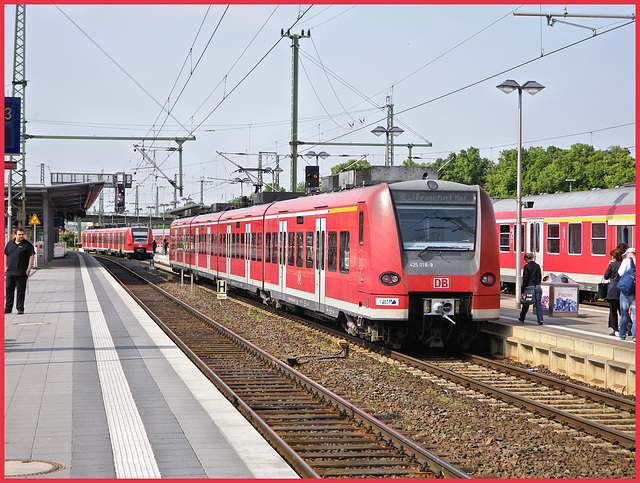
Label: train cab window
xmin=296 ymin=232 xmax=304 ymax=267
xmin=288 ymin=232 xmax=295 ymax=266
xmin=339 ymin=231 xmax=350 ymax=273
xmin=327 ymin=231 xmax=337 ymax=272
xmin=265 ymin=233 xmax=271 ymax=263
xmin=547 ymin=224 xmax=560 ymax=254
xmin=568 ymin=223 xmax=582 ymax=255
xmin=499 ymin=224 xmax=510 ymax=252
xmin=257 ymin=233 xmax=262 ymax=262
xmin=305 ymin=232 xmax=314 ymax=268
xmin=359 ymin=211 xmax=364 ymax=246
xmin=591 ymin=222 xmax=606 ymax=255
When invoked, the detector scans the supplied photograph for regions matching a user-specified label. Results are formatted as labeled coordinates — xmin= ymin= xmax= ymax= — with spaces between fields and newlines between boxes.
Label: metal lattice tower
xmin=9 ymin=5 xmax=27 ymax=230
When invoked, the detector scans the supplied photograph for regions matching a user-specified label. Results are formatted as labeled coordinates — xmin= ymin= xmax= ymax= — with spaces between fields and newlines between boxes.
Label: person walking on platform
xmin=618 ymin=247 xmax=636 ymax=341
xmin=518 ymin=252 xmax=544 ymax=325
xmin=4 ymin=228 xmax=36 ymax=315
xmin=603 ymin=248 xmax=623 ymax=336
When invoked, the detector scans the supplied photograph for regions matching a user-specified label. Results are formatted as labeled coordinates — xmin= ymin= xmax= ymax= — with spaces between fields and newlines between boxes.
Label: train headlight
xmin=379 ymin=272 xmax=401 ymax=286
xmin=480 ymin=272 xmax=497 ymax=287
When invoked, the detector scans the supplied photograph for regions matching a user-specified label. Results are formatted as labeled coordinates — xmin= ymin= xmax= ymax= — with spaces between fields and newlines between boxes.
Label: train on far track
xmin=493 ymin=183 xmax=636 ymax=299
xmin=81 ymin=225 xmax=154 ymax=259
xmin=169 ymin=172 xmax=501 ymax=349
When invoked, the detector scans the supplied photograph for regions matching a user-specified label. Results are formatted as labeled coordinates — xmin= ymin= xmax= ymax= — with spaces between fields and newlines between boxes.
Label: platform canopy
xmin=19 ymin=181 xmax=104 ymax=220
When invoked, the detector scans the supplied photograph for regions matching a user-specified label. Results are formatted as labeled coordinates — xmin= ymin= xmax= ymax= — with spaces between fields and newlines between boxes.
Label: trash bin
xmin=541 ymin=273 xmax=579 ymax=317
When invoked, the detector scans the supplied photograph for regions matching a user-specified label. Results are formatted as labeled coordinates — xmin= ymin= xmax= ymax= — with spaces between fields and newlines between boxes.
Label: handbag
xmin=618 ymin=259 xmax=636 ymax=297
xmin=520 ymin=286 xmax=535 ymax=305
xmin=597 ymin=281 xmax=609 ymax=300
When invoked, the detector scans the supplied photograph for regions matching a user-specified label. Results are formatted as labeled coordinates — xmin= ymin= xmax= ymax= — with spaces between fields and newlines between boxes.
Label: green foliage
xmin=326 ymin=144 xmax=634 ymax=197
xmin=435 ymin=147 xmax=492 ymax=187
xmin=330 ymin=158 xmax=371 ymax=175
xmin=60 ymin=230 xmax=76 ymax=248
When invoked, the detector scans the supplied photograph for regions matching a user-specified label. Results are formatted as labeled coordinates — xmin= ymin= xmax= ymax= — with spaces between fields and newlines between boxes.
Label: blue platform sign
xmin=5 ymin=97 xmax=21 ymax=155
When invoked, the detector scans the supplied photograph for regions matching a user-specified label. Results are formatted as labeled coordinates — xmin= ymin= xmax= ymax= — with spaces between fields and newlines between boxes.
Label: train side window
xmin=296 ymin=232 xmax=304 ymax=267
xmin=339 ymin=231 xmax=350 ymax=273
xmin=241 ymin=232 xmax=246 ymax=260
xmin=327 ymin=231 xmax=337 ymax=272
xmin=288 ymin=232 xmax=295 ymax=266
xmin=513 ymin=224 xmax=525 ymax=253
xmin=617 ymin=226 xmax=632 ymax=248
xmin=272 ymin=232 xmax=278 ymax=264
xmin=499 ymin=224 xmax=510 ymax=252
xmin=257 ymin=233 xmax=262 ymax=262
xmin=265 ymin=233 xmax=271 ymax=263
xmin=547 ymin=224 xmax=560 ymax=254
xmin=251 ymin=233 xmax=257 ymax=261
xmin=568 ymin=223 xmax=582 ymax=255
xmin=305 ymin=231 xmax=314 ymax=268
xmin=316 ymin=230 xmax=320 ymax=270
xmin=359 ymin=211 xmax=364 ymax=246
xmin=231 ymin=233 xmax=236 ymax=259
xmin=591 ymin=222 xmax=606 ymax=255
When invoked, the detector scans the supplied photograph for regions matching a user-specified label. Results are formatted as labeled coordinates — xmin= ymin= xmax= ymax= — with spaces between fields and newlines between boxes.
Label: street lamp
xmin=232 ymin=177 xmax=250 ymax=198
xmin=305 ymin=150 xmax=330 ymax=166
xmin=496 ymin=79 xmax=545 ymax=308
xmin=371 ymin=125 xmax=404 ymax=166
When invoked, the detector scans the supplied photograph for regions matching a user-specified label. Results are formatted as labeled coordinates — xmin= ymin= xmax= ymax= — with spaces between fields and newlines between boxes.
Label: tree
xmin=434 ymin=147 xmax=492 ymax=187
xmin=330 ymin=158 xmax=371 ymax=175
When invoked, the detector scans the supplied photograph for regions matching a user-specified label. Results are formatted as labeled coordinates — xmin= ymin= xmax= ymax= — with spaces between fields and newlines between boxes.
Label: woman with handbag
xmin=518 ymin=252 xmax=543 ymax=325
xmin=603 ymin=248 xmax=622 ymax=336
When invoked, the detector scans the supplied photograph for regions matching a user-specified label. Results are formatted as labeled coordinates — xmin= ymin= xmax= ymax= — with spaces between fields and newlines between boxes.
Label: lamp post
xmin=496 ymin=79 xmax=545 ymax=308
xmin=305 ymin=150 xmax=330 ymax=166
xmin=565 ymin=178 xmax=576 ymax=192
xmin=371 ymin=125 xmax=404 ymax=166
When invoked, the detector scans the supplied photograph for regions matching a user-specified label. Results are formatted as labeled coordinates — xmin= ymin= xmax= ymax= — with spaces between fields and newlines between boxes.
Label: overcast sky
xmin=4 ymin=4 xmax=636 ymax=213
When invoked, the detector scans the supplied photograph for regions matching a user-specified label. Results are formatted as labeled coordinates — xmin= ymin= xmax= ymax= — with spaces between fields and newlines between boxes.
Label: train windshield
xmin=132 ymin=227 xmax=149 ymax=244
xmin=392 ymin=190 xmax=477 ymax=252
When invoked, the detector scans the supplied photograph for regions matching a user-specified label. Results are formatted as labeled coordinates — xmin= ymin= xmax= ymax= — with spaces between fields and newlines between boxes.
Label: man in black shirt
xmin=5 ymin=228 xmax=36 ymax=314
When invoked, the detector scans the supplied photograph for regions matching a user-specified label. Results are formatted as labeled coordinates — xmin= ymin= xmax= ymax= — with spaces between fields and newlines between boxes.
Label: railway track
xmin=143 ymin=257 xmax=636 ymax=450
xmin=96 ymin=256 xmax=470 ymax=479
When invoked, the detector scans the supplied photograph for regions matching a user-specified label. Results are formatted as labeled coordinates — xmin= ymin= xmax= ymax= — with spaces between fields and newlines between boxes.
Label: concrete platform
xmin=482 ymin=295 xmax=636 ymax=395
xmin=4 ymin=251 xmax=299 ymax=479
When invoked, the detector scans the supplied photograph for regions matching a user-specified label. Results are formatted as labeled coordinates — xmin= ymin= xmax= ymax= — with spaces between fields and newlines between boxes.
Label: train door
xmin=526 ymin=219 xmax=544 ymax=271
xmin=180 ymin=227 xmax=186 ymax=265
xmin=225 ymin=225 xmax=231 ymax=277
xmin=278 ymin=220 xmax=287 ymax=294
xmin=245 ymin=224 xmax=251 ymax=284
xmin=315 ymin=218 xmax=327 ymax=311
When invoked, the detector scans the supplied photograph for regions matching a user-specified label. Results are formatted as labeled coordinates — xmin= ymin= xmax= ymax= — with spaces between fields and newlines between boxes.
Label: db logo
xmin=433 ymin=277 xmax=450 ymax=289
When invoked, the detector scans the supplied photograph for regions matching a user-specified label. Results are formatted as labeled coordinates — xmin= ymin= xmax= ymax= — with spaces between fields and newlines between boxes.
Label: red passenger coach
xmin=170 ymin=179 xmax=501 ymax=348
xmin=493 ymin=184 xmax=635 ymax=297
xmin=82 ymin=226 xmax=154 ymax=259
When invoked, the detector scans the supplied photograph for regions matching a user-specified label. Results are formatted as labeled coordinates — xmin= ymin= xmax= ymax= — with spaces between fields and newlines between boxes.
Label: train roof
xmin=492 ymin=184 xmax=636 ymax=213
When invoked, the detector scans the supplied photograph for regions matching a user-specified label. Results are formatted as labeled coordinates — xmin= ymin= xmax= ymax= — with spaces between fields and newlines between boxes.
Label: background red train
xmin=493 ymin=183 xmax=635 ymax=299
xmin=82 ymin=225 xmax=154 ymax=259
xmin=169 ymin=179 xmax=501 ymax=348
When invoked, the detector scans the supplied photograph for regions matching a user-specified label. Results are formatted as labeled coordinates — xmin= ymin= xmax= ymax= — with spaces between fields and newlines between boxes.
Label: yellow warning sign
xmin=29 ymin=213 xmax=41 ymax=225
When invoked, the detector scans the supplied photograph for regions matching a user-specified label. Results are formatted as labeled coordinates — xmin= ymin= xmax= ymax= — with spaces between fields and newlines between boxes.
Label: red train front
xmin=169 ymin=179 xmax=500 ymax=348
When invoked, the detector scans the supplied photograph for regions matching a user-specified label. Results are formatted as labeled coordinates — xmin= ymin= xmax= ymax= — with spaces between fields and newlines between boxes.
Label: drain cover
xmin=5 ymin=460 xmax=65 ymax=477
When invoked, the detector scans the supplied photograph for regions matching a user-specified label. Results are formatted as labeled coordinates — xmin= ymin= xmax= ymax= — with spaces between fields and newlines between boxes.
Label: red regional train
xmin=169 ymin=179 xmax=501 ymax=348
xmin=82 ymin=225 xmax=154 ymax=259
xmin=493 ymin=183 xmax=636 ymax=297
